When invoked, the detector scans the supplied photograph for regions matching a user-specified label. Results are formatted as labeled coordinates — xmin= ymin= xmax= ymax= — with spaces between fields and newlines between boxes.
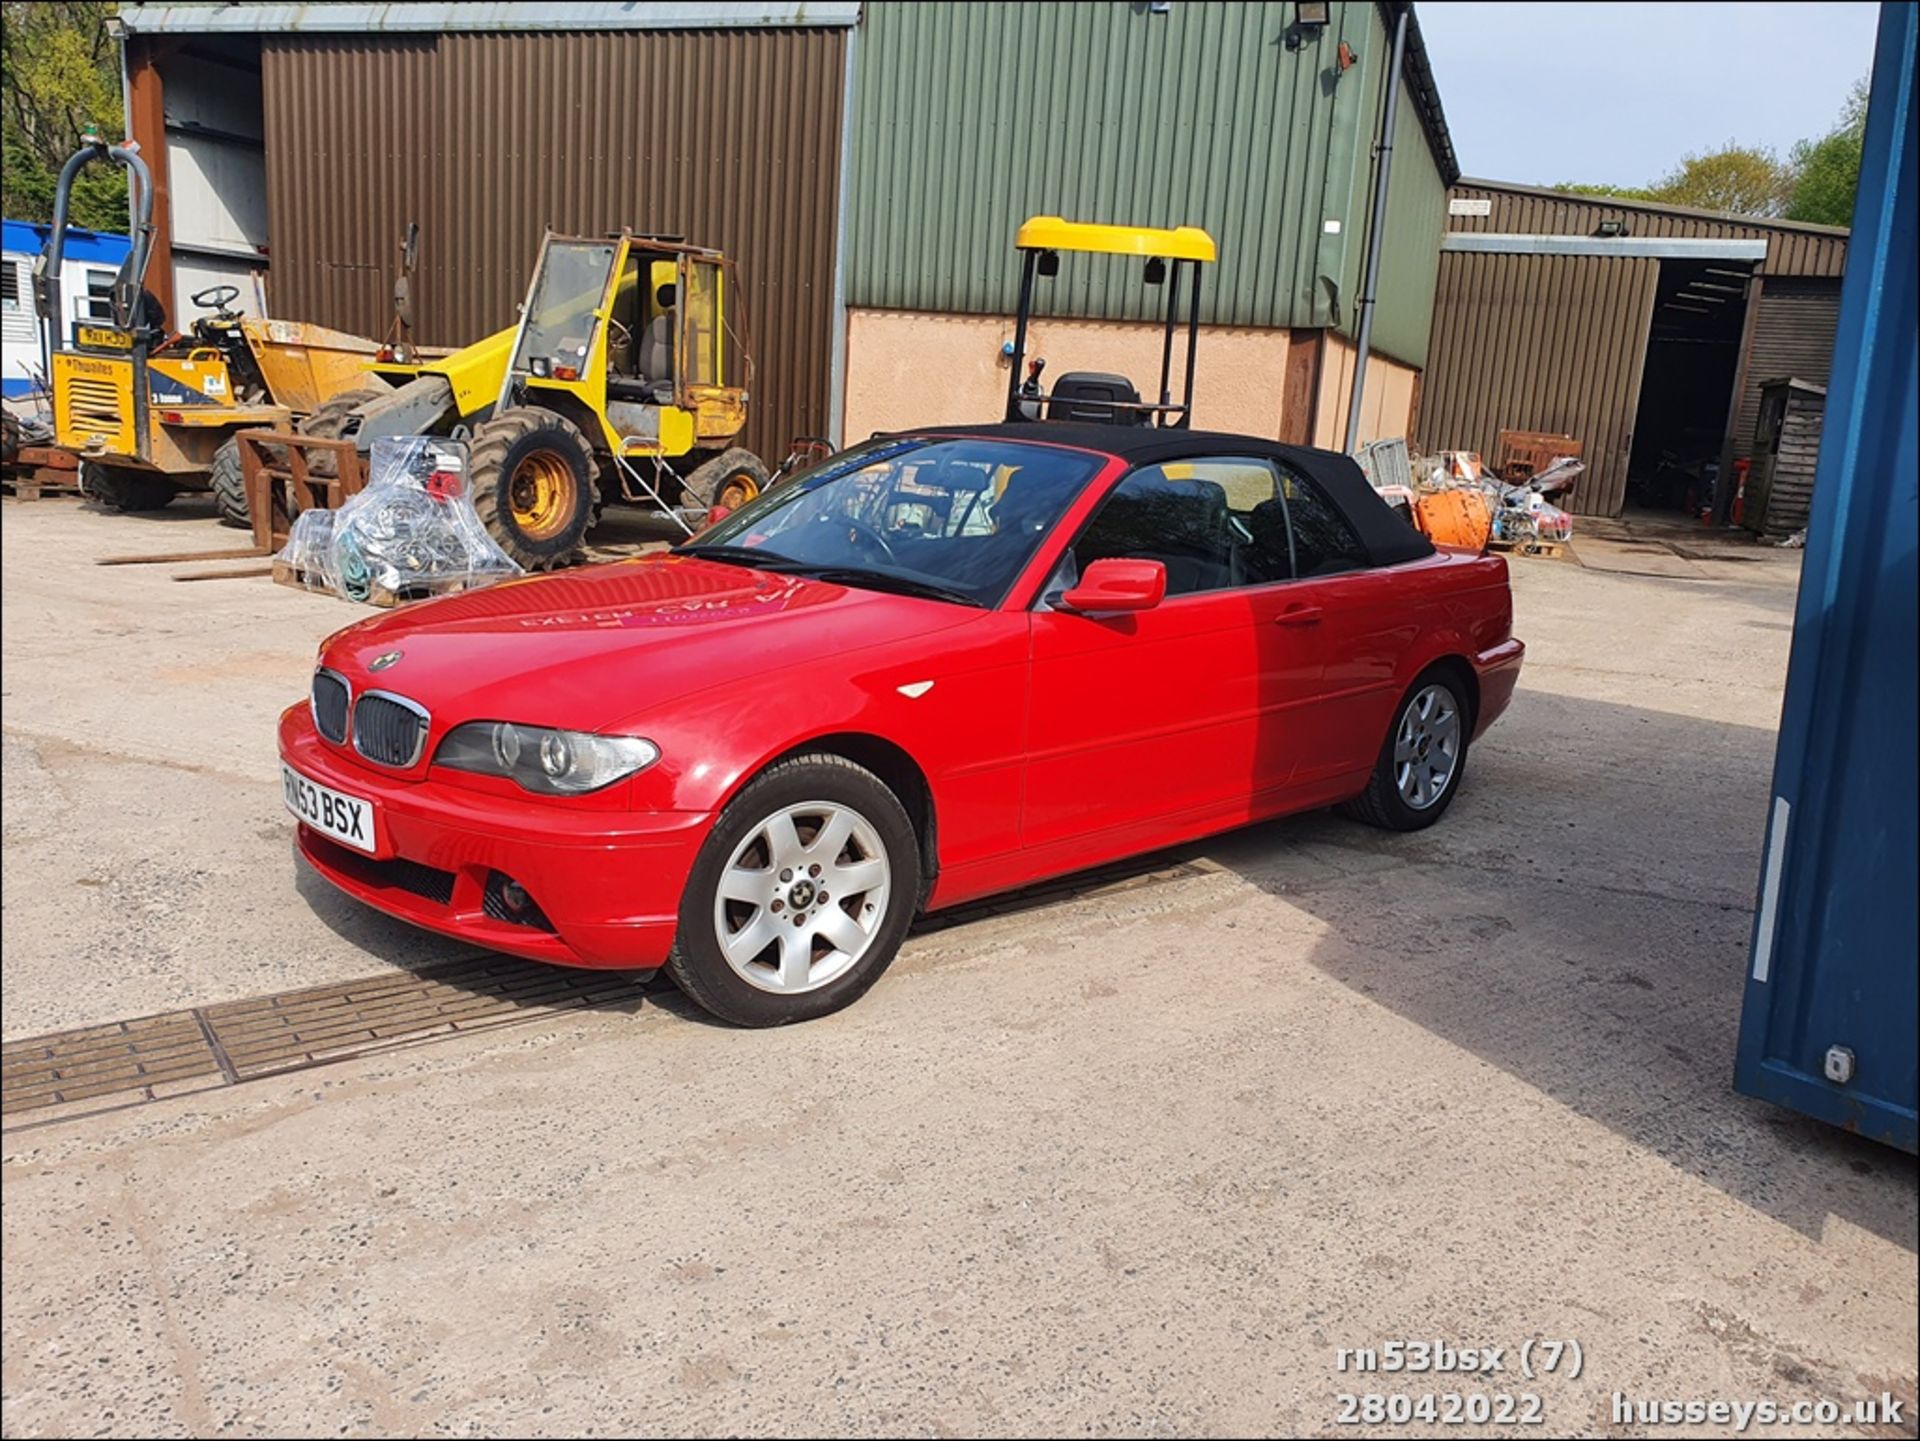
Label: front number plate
xmin=281 ymin=762 xmax=376 ymax=853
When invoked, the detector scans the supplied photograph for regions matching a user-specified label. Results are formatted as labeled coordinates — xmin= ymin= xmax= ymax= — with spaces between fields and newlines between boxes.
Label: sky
xmin=1416 ymin=2 xmax=1882 ymax=186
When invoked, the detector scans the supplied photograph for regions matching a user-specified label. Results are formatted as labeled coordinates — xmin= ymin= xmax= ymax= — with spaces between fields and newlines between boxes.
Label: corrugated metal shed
xmin=845 ymin=1 xmax=1453 ymax=366
xmin=260 ymin=26 xmax=847 ymax=461
xmin=1444 ymin=179 xmax=1849 ymax=278
xmin=1424 ymin=179 xmax=1851 ymax=515
xmin=1419 ymin=250 xmax=1657 ymax=515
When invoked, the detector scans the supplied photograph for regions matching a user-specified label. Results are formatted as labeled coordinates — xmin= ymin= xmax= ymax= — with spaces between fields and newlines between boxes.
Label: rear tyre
xmin=1340 ymin=668 xmax=1473 ymax=832
xmin=682 ymin=446 xmax=769 ymax=511
xmin=468 ymin=408 xmax=598 ymax=570
xmin=79 ymin=462 xmax=176 ymax=513
xmin=665 ymin=754 xmax=921 ymax=1028
xmin=210 ymin=437 xmax=251 ymax=528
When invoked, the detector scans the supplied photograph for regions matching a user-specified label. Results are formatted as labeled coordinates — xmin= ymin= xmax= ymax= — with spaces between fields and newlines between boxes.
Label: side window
xmin=84 ymin=269 xmax=116 ymax=321
xmin=1277 ymin=464 xmax=1369 ymax=577
xmin=1 ymin=260 xmax=21 ymax=311
xmin=1071 ymin=457 xmax=1290 ymax=597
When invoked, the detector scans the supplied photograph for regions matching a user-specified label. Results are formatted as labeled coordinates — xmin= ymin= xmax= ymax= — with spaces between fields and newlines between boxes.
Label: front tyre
xmin=79 ymin=462 xmax=176 ymax=513
xmin=468 ymin=408 xmax=598 ymax=570
xmin=1340 ymin=668 xmax=1472 ymax=831
xmin=666 ymin=754 xmax=920 ymax=1027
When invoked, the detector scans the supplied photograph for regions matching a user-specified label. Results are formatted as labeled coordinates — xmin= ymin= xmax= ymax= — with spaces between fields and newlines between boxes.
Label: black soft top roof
xmin=904 ymin=422 xmax=1436 ymax=568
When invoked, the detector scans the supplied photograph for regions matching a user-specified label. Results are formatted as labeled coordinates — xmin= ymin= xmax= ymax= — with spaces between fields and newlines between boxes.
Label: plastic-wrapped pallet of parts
xmin=1491 ymin=489 xmax=1574 ymax=548
xmin=273 ymin=437 xmax=522 ymax=606
xmin=276 ymin=507 xmax=341 ymax=594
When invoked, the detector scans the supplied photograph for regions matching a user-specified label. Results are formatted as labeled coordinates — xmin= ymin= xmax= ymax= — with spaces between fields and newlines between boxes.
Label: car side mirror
xmin=1059 ymin=558 xmax=1166 ymax=614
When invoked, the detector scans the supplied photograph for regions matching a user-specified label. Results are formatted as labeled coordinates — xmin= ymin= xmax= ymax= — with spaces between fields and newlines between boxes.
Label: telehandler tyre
xmin=684 ymin=446 xmax=770 ymax=511
xmin=469 ymin=408 xmax=598 ymax=570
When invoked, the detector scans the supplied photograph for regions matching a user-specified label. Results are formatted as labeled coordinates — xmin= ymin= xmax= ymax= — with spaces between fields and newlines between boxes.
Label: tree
xmin=1787 ymin=78 xmax=1868 ymax=227
xmin=0 ymin=1 xmax=127 ymax=231
xmin=1556 ymin=144 xmax=1793 ymax=218
xmin=1553 ymin=181 xmax=1661 ymax=202
xmin=1649 ymin=144 xmax=1794 ymax=218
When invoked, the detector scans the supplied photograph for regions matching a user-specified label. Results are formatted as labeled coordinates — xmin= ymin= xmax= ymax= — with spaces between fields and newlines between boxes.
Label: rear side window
xmin=1278 ymin=464 xmax=1369 ymax=578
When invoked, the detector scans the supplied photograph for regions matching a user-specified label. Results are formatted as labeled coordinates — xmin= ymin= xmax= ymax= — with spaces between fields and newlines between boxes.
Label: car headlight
xmin=434 ymin=722 xmax=659 ymax=795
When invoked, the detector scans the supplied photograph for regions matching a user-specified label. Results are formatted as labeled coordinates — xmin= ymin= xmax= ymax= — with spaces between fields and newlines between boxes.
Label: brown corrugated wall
xmin=261 ymin=28 xmax=846 ymax=461
xmin=1444 ymin=181 xmax=1850 ymax=278
xmin=1424 ymin=180 xmax=1850 ymax=517
xmin=1730 ymin=278 xmax=1844 ymax=460
xmin=1419 ymin=250 xmax=1658 ymax=516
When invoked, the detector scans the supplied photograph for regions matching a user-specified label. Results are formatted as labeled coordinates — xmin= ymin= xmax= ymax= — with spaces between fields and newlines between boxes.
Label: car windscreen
xmin=679 ymin=437 xmax=1107 ymax=607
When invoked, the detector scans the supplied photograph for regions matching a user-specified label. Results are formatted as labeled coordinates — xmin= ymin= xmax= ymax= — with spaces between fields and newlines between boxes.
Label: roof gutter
xmin=115 ymin=2 xmax=862 ymax=35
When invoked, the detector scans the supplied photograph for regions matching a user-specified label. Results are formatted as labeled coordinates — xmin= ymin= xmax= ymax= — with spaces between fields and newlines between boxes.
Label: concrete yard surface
xmin=2 ymin=496 xmax=1915 ymax=1437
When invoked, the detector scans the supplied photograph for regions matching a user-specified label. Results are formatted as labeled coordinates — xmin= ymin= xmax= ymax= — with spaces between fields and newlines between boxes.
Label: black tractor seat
xmin=1047 ymin=371 xmax=1152 ymax=426
xmin=606 ymin=375 xmax=675 ymax=405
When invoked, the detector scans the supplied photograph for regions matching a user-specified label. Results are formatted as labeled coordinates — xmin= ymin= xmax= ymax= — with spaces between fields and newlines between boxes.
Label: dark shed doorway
xmin=1625 ymin=259 xmax=1756 ymax=512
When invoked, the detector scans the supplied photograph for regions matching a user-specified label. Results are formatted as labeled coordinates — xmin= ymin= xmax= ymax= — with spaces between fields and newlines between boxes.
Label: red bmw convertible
xmin=280 ymin=423 xmax=1523 ymax=1025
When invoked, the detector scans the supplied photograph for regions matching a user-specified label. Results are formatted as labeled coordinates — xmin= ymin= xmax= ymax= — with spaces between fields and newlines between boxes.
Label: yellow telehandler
xmin=303 ymin=228 xmax=768 ymax=570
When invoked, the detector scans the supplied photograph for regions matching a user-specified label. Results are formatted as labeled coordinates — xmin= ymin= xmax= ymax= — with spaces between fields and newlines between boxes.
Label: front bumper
xmin=279 ymin=703 xmax=709 ymax=969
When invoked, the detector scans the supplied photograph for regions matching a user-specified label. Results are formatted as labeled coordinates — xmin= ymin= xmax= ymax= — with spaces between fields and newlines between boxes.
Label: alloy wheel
xmin=1394 ymin=683 xmax=1461 ymax=810
xmin=712 ymin=801 xmax=893 ymax=993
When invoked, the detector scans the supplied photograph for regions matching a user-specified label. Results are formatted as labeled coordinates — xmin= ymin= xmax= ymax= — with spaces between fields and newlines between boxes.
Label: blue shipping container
xmin=1734 ymin=1 xmax=1918 ymax=1151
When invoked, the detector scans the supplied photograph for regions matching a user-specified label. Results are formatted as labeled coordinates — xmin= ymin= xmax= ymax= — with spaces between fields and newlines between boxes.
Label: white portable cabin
xmin=2 ymin=218 xmax=133 ymax=403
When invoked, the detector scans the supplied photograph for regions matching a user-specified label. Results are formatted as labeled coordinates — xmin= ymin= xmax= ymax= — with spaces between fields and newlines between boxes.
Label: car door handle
xmin=1274 ymin=603 xmax=1323 ymax=627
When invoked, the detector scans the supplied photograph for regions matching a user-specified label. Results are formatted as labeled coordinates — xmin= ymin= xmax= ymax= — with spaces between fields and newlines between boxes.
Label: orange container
xmin=1412 ymin=489 xmax=1494 ymax=550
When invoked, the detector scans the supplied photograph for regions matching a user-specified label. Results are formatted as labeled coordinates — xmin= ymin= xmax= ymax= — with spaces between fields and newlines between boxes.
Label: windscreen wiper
xmin=675 ymin=543 xmax=798 ymax=570
xmin=783 ymin=566 xmax=985 ymax=608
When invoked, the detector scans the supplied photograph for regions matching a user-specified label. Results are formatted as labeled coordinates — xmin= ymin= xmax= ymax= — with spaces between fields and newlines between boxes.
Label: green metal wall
xmin=1341 ymin=11 xmax=1449 ymax=366
xmin=846 ymin=0 xmax=1447 ymax=361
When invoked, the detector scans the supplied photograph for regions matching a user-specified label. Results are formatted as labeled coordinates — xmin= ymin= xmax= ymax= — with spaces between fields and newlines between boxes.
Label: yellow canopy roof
xmin=1015 ymin=215 xmax=1217 ymax=263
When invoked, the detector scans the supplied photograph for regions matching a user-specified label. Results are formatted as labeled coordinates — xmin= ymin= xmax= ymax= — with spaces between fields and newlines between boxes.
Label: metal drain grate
xmin=1 ymin=1013 xmax=225 ymax=1117
xmin=2 ymin=955 xmax=653 ymax=1129
xmin=2 ymin=853 xmax=1220 ymax=1130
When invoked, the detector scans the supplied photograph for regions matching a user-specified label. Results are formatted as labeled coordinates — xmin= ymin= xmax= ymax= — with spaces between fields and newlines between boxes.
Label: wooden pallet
xmin=271 ymin=559 xmax=480 ymax=608
xmin=2 ymin=445 xmax=82 ymax=499
xmin=1490 ymin=538 xmax=1566 ymax=560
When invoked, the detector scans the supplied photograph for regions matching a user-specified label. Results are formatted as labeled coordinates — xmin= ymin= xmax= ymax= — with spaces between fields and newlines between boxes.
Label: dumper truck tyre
xmin=2 ymin=412 xmax=19 ymax=469
xmin=79 ymin=462 xmax=176 ymax=514
xmin=469 ymin=408 xmax=597 ymax=570
xmin=209 ymin=437 xmax=252 ymax=528
xmin=300 ymin=386 xmax=388 ymax=482
xmin=683 ymin=446 xmax=770 ymax=511
xmin=1339 ymin=667 xmax=1473 ymax=832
